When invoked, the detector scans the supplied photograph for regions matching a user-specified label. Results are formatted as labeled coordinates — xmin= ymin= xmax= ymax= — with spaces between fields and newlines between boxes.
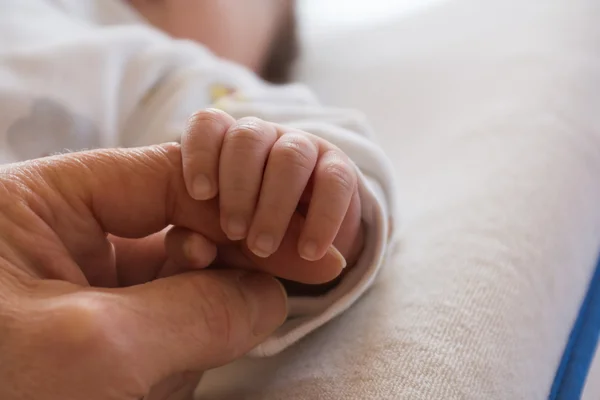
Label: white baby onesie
xmin=0 ymin=0 xmax=397 ymax=356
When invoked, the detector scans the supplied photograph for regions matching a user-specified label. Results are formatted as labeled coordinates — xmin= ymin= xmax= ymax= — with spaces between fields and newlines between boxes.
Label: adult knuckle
xmin=56 ymin=296 xmax=118 ymax=348
xmin=9 ymin=292 xmax=148 ymax=393
xmin=23 ymin=293 xmax=127 ymax=360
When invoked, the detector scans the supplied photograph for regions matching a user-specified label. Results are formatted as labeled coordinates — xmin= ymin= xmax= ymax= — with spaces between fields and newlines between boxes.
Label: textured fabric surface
xmin=197 ymin=0 xmax=600 ymax=398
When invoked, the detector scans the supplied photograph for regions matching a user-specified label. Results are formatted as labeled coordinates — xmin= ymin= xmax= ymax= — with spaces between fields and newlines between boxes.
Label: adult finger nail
xmin=239 ymin=273 xmax=288 ymax=336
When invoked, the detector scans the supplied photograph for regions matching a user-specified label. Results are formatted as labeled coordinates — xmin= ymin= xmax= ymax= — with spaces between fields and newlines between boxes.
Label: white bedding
xmin=197 ymin=0 xmax=600 ymax=398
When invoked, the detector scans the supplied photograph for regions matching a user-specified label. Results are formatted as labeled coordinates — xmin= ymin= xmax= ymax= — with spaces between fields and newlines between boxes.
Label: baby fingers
xmin=298 ymin=150 xmax=358 ymax=261
xmin=218 ymin=117 xmax=279 ymax=241
xmin=247 ymin=133 xmax=318 ymax=258
xmin=181 ymin=108 xmax=235 ymax=201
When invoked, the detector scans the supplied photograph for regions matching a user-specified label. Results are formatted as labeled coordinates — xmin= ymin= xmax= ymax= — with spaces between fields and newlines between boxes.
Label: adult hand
xmin=0 ymin=144 xmax=290 ymax=399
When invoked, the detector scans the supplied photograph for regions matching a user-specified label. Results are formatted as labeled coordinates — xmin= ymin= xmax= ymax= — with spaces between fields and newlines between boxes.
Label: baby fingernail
xmin=192 ymin=174 xmax=212 ymax=200
xmin=252 ymin=234 xmax=275 ymax=258
xmin=300 ymin=240 xmax=319 ymax=261
xmin=226 ymin=216 xmax=247 ymax=240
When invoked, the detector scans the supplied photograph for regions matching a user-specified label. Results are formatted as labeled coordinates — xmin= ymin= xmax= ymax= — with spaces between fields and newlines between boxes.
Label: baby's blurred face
xmin=129 ymin=0 xmax=297 ymax=82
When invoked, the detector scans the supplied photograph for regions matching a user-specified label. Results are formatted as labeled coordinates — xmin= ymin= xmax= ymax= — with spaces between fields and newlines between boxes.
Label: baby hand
xmin=181 ymin=109 xmax=363 ymax=265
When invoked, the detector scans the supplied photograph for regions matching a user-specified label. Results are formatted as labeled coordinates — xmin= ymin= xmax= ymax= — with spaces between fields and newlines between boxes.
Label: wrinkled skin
xmin=0 ymin=144 xmax=338 ymax=399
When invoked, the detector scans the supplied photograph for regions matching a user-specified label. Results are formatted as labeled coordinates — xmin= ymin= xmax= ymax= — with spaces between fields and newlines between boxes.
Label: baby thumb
xmin=109 ymin=270 xmax=287 ymax=387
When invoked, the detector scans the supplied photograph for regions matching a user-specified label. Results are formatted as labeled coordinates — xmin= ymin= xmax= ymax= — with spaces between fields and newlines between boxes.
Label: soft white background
xmin=298 ymin=0 xmax=448 ymax=36
xmin=298 ymin=1 xmax=600 ymax=398
xmin=198 ymin=1 xmax=600 ymax=398
xmin=298 ymin=2 xmax=600 ymax=398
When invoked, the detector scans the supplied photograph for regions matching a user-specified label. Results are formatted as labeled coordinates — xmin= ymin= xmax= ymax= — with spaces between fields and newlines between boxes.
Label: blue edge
xmin=549 ymin=255 xmax=600 ymax=400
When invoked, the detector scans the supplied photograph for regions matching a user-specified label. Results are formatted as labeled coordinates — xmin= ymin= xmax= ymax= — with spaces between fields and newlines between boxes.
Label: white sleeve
xmin=0 ymin=2 xmax=397 ymax=356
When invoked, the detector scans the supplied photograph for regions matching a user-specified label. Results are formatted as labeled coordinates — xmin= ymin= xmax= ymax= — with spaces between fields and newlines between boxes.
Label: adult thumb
xmin=107 ymin=270 xmax=287 ymax=387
